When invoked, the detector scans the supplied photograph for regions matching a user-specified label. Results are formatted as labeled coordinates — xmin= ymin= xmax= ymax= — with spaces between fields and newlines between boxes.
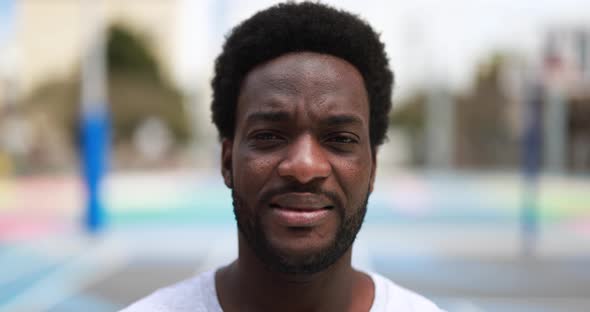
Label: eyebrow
xmin=245 ymin=112 xmax=364 ymax=127
xmin=245 ymin=111 xmax=290 ymax=124
xmin=321 ymin=114 xmax=363 ymax=127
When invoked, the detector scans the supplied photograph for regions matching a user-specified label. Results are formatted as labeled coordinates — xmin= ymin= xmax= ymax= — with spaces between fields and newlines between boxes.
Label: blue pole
xmin=81 ymin=0 xmax=109 ymax=234
xmin=81 ymin=108 xmax=109 ymax=233
xmin=521 ymin=82 xmax=542 ymax=257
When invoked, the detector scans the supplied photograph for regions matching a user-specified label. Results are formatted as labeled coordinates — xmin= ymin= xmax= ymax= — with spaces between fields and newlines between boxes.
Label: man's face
xmin=222 ymin=52 xmax=376 ymax=274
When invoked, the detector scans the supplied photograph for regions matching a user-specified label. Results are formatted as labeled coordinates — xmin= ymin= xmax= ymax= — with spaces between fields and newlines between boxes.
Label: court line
xmin=47 ymin=293 xmax=123 ymax=312
xmin=0 ymin=238 xmax=130 ymax=312
xmin=0 ymin=247 xmax=68 ymax=291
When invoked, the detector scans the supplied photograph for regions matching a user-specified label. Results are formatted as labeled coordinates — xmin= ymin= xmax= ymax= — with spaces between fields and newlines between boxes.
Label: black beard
xmin=232 ymin=189 xmax=368 ymax=275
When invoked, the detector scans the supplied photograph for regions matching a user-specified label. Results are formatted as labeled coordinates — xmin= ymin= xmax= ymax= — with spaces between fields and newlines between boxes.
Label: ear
xmin=221 ymin=139 xmax=233 ymax=189
xmin=369 ymin=147 xmax=377 ymax=194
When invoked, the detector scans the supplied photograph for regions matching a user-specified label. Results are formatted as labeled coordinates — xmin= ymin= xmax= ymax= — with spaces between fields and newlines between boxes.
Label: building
xmin=14 ymin=0 xmax=179 ymax=99
xmin=542 ymin=27 xmax=590 ymax=173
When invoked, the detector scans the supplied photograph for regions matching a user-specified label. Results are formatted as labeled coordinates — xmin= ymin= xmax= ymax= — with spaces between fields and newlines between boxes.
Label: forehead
xmin=236 ymin=52 xmax=369 ymax=124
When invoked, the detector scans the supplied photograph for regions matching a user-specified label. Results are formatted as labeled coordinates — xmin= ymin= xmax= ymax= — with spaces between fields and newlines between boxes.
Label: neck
xmin=216 ymin=233 xmax=370 ymax=312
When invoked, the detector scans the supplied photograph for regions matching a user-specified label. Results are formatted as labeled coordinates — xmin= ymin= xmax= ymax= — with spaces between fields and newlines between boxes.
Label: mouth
xmin=269 ymin=204 xmax=334 ymax=211
xmin=270 ymin=192 xmax=334 ymax=209
xmin=270 ymin=206 xmax=332 ymax=227
xmin=268 ymin=193 xmax=334 ymax=227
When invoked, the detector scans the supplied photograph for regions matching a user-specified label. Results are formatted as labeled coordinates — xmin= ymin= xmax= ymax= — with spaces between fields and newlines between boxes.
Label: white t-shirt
xmin=121 ymin=269 xmax=443 ymax=312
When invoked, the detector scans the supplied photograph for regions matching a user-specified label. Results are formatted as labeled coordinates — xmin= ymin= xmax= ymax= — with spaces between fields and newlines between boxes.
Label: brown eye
xmin=254 ymin=132 xmax=282 ymax=141
xmin=330 ymin=136 xmax=357 ymax=144
xmin=248 ymin=131 xmax=286 ymax=150
xmin=324 ymin=134 xmax=359 ymax=153
xmin=327 ymin=135 xmax=358 ymax=144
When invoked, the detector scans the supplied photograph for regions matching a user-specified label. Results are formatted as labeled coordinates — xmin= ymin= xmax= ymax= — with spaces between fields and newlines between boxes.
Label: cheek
xmin=333 ymin=155 xmax=372 ymax=201
xmin=232 ymin=148 xmax=278 ymax=195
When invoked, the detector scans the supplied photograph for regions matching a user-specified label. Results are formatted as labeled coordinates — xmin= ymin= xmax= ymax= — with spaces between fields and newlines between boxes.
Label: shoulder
xmin=369 ymin=272 xmax=445 ymax=312
xmin=119 ymin=269 xmax=222 ymax=312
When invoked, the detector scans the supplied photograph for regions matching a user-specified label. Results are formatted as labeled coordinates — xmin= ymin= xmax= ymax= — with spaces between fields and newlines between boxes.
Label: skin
xmin=217 ymin=52 xmax=377 ymax=312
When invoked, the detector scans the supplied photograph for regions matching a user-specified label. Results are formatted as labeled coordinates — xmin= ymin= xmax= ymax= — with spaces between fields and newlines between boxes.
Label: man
xmin=123 ymin=2 xmax=443 ymax=311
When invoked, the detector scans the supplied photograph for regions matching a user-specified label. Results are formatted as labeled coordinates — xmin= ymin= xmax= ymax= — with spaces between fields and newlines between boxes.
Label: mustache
xmin=258 ymin=183 xmax=343 ymax=210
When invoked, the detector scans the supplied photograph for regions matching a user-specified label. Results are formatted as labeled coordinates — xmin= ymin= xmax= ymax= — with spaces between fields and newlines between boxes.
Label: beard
xmin=232 ymin=187 xmax=368 ymax=275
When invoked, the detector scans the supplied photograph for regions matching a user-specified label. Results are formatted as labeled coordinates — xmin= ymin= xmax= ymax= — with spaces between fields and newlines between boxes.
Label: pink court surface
xmin=1 ymin=170 xmax=588 ymax=240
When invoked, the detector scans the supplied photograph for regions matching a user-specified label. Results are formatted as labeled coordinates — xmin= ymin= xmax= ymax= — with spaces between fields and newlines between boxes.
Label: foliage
xmin=23 ymin=24 xmax=191 ymax=150
xmin=455 ymin=53 xmax=517 ymax=167
xmin=390 ymin=92 xmax=427 ymax=166
xmin=390 ymin=92 xmax=426 ymax=134
xmin=107 ymin=24 xmax=160 ymax=81
xmin=389 ymin=53 xmax=517 ymax=168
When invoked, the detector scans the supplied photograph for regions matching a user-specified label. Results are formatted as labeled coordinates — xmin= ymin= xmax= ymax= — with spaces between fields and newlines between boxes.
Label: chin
xmin=260 ymin=234 xmax=348 ymax=275
xmin=272 ymin=241 xmax=333 ymax=262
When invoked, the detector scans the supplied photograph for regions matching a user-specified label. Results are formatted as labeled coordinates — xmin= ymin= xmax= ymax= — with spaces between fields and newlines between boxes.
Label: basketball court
xmin=1 ymin=171 xmax=589 ymax=311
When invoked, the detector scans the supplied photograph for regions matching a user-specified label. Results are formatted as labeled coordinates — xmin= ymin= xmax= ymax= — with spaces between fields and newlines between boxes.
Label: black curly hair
xmin=211 ymin=1 xmax=394 ymax=148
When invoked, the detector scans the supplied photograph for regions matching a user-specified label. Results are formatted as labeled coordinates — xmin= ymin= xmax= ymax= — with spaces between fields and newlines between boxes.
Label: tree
xmin=390 ymin=92 xmax=427 ymax=166
xmin=390 ymin=53 xmax=518 ymax=168
xmin=23 ymin=24 xmax=191 ymax=157
xmin=455 ymin=54 xmax=517 ymax=168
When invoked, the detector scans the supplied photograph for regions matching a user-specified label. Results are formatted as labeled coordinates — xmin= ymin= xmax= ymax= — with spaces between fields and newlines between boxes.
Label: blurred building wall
xmin=15 ymin=0 xmax=179 ymax=98
xmin=542 ymin=27 xmax=590 ymax=172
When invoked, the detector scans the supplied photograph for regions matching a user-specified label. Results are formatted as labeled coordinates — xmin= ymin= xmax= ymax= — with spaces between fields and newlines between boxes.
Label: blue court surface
xmin=1 ymin=171 xmax=589 ymax=311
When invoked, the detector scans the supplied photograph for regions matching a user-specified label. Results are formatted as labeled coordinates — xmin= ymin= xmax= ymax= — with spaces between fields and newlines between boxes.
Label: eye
xmin=328 ymin=135 xmax=358 ymax=144
xmin=324 ymin=133 xmax=359 ymax=153
xmin=248 ymin=131 xmax=286 ymax=149
xmin=326 ymin=134 xmax=359 ymax=145
xmin=254 ymin=132 xmax=282 ymax=141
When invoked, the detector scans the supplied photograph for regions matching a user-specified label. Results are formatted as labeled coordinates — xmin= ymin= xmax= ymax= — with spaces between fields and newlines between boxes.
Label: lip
xmin=270 ymin=192 xmax=333 ymax=210
xmin=270 ymin=207 xmax=331 ymax=227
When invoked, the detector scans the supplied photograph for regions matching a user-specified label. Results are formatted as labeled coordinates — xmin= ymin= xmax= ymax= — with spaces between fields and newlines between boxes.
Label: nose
xmin=277 ymin=134 xmax=331 ymax=184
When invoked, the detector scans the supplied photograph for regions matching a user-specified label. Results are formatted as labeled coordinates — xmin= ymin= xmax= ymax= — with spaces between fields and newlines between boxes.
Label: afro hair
xmin=211 ymin=1 xmax=394 ymax=148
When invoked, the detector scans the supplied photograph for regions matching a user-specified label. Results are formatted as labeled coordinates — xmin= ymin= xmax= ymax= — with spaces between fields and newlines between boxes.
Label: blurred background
xmin=0 ymin=0 xmax=589 ymax=311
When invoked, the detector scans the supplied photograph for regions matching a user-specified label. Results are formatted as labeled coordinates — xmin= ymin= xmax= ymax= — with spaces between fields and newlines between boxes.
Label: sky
xmin=1 ymin=0 xmax=589 ymax=97
xmin=0 ymin=0 xmax=15 ymax=46
xmin=177 ymin=0 xmax=590 ymax=98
